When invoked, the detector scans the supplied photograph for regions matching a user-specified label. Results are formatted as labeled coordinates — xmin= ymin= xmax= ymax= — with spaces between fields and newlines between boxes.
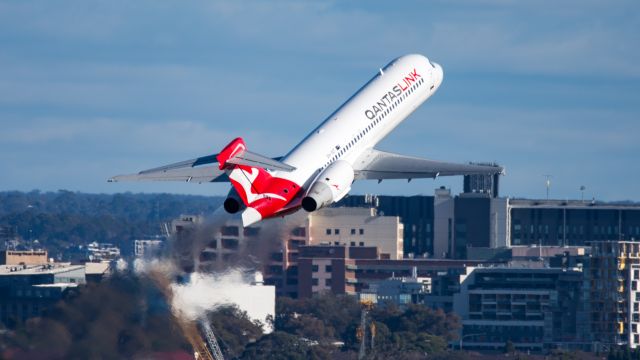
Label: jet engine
xmin=223 ymin=188 xmax=244 ymax=214
xmin=302 ymin=160 xmax=354 ymax=212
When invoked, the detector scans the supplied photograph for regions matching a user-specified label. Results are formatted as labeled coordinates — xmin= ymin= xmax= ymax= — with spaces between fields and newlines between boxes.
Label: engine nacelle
xmin=223 ymin=188 xmax=244 ymax=214
xmin=302 ymin=160 xmax=354 ymax=212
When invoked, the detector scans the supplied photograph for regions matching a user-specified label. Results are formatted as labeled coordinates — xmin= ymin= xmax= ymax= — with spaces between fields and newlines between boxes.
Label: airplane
xmin=109 ymin=54 xmax=503 ymax=227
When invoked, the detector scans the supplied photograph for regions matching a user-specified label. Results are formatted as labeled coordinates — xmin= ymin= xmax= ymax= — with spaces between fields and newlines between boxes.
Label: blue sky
xmin=1 ymin=0 xmax=638 ymax=201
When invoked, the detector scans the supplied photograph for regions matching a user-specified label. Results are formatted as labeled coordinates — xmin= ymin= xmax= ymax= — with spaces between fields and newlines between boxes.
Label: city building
xmin=0 ymin=262 xmax=87 ymax=327
xmin=1 ymin=250 xmax=49 ymax=265
xmin=433 ymin=189 xmax=509 ymax=259
xmin=308 ymin=207 xmax=403 ymax=260
xmin=464 ymin=171 xmax=501 ymax=198
xmin=359 ymin=267 xmax=431 ymax=307
xmin=296 ymin=243 xmax=487 ymax=312
xmin=453 ymin=266 xmax=586 ymax=351
xmin=509 ymin=200 xmax=640 ymax=247
xmin=589 ymin=241 xmax=640 ymax=349
xmin=341 ymin=192 xmax=640 ymax=260
xmin=170 ymin=213 xmax=306 ymax=296
xmin=297 ymin=245 xmax=372 ymax=298
xmin=338 ymin=194 xmax=434 ymax=257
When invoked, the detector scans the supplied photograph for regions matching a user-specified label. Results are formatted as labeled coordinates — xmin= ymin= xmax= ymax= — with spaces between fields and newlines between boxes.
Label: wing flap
xmin=353 ymin=149 xmax=503 ymax=180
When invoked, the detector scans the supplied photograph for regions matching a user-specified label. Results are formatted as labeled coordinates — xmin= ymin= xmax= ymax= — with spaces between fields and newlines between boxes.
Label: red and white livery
xmin=110 ymin=54 xmax=503 ymax=226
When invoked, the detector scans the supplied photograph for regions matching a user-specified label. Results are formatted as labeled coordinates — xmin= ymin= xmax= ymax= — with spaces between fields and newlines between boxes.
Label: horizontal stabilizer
xmin=109 ymin=142 xmax=293 ymax=183
xmin=109 ymin=165 xmax=227 ymax=183
xmin=227 ymin=150 xmax=296 ymax=172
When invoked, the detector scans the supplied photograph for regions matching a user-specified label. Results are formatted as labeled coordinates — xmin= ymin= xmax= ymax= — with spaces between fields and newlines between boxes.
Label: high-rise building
xmin=463 ymin=169 xmax=500 ymax=198
xmin=308 ymin=207 xmax=403 ymax=260
xmin=337 ymin=195 xmax=434 ymax=257
xmin=509 ymin=200 xmax=640 ymax=247
xmin=453 ymin=266 xmax=586 ymax=351
xmin=589 ymin=241 xmax=640 ymax=349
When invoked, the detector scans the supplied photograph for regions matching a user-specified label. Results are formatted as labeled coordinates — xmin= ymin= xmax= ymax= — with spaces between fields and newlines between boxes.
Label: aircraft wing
xmin=352 ymin=148 xmax=504 ymax=180
xmin=108 ymin=151 xmax=294 ymax=183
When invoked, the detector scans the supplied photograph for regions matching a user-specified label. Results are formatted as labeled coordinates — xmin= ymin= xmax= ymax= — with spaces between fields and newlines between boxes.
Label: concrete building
xmin=464 ymin=171 xmax=500 ymax=198
xmin=338 ymin=194 xmax=434 ymax=257
xmin=453 ymin=266 xmax=586 ymax=351
xmin=509 ymin=200 xmax=640 ymax=247
xmin=589 ymin=241 xmax=640 ymax=349
xmin=296 ymin=243 xmax=486 ymax=312
xmin=343 ymin=193 xmax=640 ymax=260
xmin=432 ymin=189 xmax=509 ymax=259
xmin=297 ymin=245 xmax=372 ymax=298
xmin=359 ymin=268 xmax=431 ymax=307
xmin=308 ymin=207 xmax=403 ymax=260
xmin=1 ymin=250 xmax=49 ymax=265
xmin=170 ymin=213 xmax=307 ymax=296
xmin=0 ymin=262 xmax=87 ymax=327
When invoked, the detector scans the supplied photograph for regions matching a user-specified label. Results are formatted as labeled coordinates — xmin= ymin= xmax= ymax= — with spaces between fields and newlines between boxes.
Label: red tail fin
xmin=217 ymin=138 xmax=283 ymax=207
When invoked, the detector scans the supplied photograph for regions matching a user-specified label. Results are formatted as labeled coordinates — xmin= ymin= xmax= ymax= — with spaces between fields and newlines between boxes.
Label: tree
xmin=5 ymin=275 xmax=190 ymax=358
xmin=240 ymin=331 xmax=332 ymax=360
xmin=206 ymin=305 xmax=264 ymax=358
xmin=504 ymin=339 xmax=516 ymax=354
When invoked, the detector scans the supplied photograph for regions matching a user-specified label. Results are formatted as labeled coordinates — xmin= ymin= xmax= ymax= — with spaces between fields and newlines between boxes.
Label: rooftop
xmin=509 ymin=199 xmax=640 ymax=210
xmin=0 ymin=263 xmax=85 ymax=276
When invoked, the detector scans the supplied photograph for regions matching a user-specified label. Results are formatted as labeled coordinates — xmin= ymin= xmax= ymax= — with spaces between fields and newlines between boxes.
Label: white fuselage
xmin=277 ymin=54 xmax=443 ymax=188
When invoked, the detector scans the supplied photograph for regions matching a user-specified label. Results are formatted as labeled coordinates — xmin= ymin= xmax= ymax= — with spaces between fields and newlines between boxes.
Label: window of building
xmin=334 ymin=241 xmax=340 ymax=245
xmin=635 ymin=334 xmax=639 ymax=343
xmin=359 ymin=229 xmax=364 ymax=235
xmin=312 ymin=278 xmax=319 ymax=286
xmin=635 ymin=302 xmax=639 ymax=312
xmin=326 ymin=229 xmax=331 ymax=235
xmin=291 ymin=227 xmax=306 ymax=237
xmin=312 ymin=265 xmax=319 ymax=272
xmin=359 ymin=242 xmax=364 ymax=246
xmin=221 ymin=238 xmax=239 ymax=250
xmin=633 ymin=281 xmax=638 ymax=291
xmin=350 ymin=242 xmax=356 ymax=246
xmin=243 ymin=227 xmax=260 ymax=237
xmin=325 ymin=278 xmax=332 ymax=286
xmin=220 ymin=226 xmax=239 ymax=236
xmin=325 ymin=265 xmax=332 ymax=272
xmin=635 ymin=270 xmax=639 ymax=280
xmin=633 ymin=323 xmax=638 ymax=333
xmin=351 ymin=229 xmax=356 ymax=235
xmin=334 ymin=229 xmax=340 ymax=235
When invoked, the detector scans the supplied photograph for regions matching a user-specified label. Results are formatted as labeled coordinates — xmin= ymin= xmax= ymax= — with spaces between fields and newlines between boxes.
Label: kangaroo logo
xmin=228 ymin=167 xmax=286 ymax=204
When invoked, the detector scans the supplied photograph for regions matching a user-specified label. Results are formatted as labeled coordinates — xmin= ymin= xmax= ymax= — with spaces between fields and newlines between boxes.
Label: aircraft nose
xmin=432 ymin=62 xmax=443 ymax=90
